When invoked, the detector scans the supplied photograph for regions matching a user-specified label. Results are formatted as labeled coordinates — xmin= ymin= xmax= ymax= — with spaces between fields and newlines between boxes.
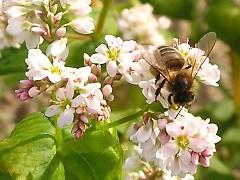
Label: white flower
xmin=72 ymin=83 xmax=104 ymax=114
xmin=25 ymin=49 xmax=66 ymax=83
xmin=64 ymin=0 xmax=95 ymax=34
xmin=46 ymin=38 xmax=69 ymax=61
xmin=70 ymin=17 xmax=94 ymax=34
xmin=158 ymin=111 xmax=221 ymax=177
xmin=118 ymin=3 xmax=166 ymax=46
xmin=90 ymin=35 xmax=138 ymax=77
xmin=3 ymin=1 xmax=44 ymax=49
xmin=45 ymin=80 xmax=76 ymax=128
xmin=119 ymin=59 xmax=153 ymax=85
xmin=197 ymin=60 xmax=220 ymax=86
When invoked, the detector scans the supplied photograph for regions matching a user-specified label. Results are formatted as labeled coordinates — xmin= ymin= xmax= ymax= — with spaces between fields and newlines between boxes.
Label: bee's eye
xmin=190 ymin=93 xmax=195 ymax=101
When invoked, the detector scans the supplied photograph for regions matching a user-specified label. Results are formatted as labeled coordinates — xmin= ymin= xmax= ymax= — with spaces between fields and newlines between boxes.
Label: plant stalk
xmin=93 ymin=0 xmax=112 ymax=38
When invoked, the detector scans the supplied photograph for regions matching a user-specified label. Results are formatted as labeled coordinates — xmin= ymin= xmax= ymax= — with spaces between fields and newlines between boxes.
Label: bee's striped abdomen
xmin=157 ymin=45 xmax=185 ymax=71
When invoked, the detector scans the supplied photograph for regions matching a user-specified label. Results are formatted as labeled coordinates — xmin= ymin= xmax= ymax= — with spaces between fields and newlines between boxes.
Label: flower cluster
xmin=16 ymin=38 xmax=111 ymax=138
xmin=124 ymin=147 xmax=194 ymax=180
xmin=128 ymin=110 xmax=221 ymax=177
xmin=89 ymin=35 xmax=153 ymax=85
xmin=1 ymin=0 xmax=94 ymax=49
xmin=118 ymin=3 xmax=171 ymax=46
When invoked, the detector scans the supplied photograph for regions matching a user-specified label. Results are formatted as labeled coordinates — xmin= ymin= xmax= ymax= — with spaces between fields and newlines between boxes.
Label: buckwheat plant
xmin=0 ymin=1 xmax=222 ymax=180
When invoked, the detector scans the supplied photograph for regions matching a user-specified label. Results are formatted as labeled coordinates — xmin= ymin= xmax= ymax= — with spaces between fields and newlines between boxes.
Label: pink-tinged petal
xmin=207 ymin=123 xmax=218 ymax=134
xmin=124 ymin=156 xmax=141 ymax=171
xmin=107 ymin=61 xmax=117 ymax=77
xmin=202 ymin=149 xmax=213 ymax=157
xmin=161 ymin=141 xmax=178 ymax=158
xmin=166 ymin=122 xmax=181 ymax=139
xmin=56 ymin=88 xmax=66 ymax=101
xmin=208 ymin=134 xmax=221 ymax=144
xmin=159 ymin=131 xmax=170 ymax=145
xmin=142 ymin=144 xmax=158 ymax=161
xmin=90 ymin=54 xmax=107 ymax=64
xmin=28 ymin=86 xmax=40 ymax=97
xmin=199 ymin=156 xmax=210 ymax=167
xmin=66 ymin=80 xmax=74 ymax=99
xmin=158 ymin=119 xmax=168 ymax=130
xmin=189 ymin=138 xmax=208 ymax=153
xmin=45 ymin=105 xmax=61 ymax=117
xmin=57 ymin=109 xmax=74 ymax=128
xmin=105 ymin=35 xmax=123 ymax=48
xmin=191 ymin=152 xmax=199 ymax=165
xmin=95 ymin=44 xmax=108 ymax=54
xmin=71 ymin=17 xmax=94 ymax=34
xmin=170 ymin=158 xmax=181 ymax=176
xmin=24 ymin=32 xmax=40 ymax=49
xmin=179 ymin=150 xmax=193 ymax=173
xmin=72 ymin=95 xmax=85 ymax=107
xmin=47 ymin=38 xmax=67 ymax=56
xmin=118 ymin=53 xmax=134 ymax=63
xmin=120 ymin=40 xmax=137 ymax=52
xmin=180 ymin=150 xmax=191 ymax=166
xmin=130 ymin=124 xmax=152 ymax=143
xmin=48 ymin=73 xmax=62 ymax=83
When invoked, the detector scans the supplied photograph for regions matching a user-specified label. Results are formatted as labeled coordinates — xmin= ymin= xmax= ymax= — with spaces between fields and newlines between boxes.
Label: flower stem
xmin=231 ymin=51 xmax=240 ymax=118
xmin=93 ymin=0 xmax=112 ymax=38
xmin=99 ymin=106 xmax=149 ymax=130
xmin=54 ymin=118 xmax=62 ymax=148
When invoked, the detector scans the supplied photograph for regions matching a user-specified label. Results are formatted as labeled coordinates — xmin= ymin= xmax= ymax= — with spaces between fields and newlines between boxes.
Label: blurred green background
xmin=0 ymin=0 xmax=240 ymax=179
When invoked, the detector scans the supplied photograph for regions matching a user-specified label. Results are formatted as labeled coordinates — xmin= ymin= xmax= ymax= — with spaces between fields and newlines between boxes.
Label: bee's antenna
xmin=174 ymin=106 xmax=184 ymax=119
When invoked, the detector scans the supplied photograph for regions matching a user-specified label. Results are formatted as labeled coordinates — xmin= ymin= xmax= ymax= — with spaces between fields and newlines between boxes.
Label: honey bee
xmin=142 ymin=32 xmax=216 ymax=111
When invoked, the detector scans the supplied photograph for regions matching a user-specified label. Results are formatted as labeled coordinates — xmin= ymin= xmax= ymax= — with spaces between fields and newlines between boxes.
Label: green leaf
xmin=213 ymin=98 xmax=235 ymax=122
xmin=206 ymin=1 xmax=240 ymax=53
xmin=0 ymin=113 xmax=123 ymax=180
xmin=62 ymin=130 xmax=123 ymax=180
xmin=222 ymin=127 xmax=240 ymax=144
xmin=140 ymin=0 xmax=197 ymax=20
xmin=0 ymin=47 xmax=27 ymax=75
xmin=209 ymin=156 xmax=231 ymax=175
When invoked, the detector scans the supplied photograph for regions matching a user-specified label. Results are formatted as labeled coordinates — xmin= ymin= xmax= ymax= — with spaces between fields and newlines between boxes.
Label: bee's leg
xmin=155 ymin=73 xmax=161 ymax=85
xmin=155 ymin=79 xmax=166 ymax=101
xmin=167 ymin=93 xmax=173 ymax=106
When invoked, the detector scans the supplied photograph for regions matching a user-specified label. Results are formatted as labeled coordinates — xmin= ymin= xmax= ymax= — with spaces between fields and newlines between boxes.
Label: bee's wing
xmin=192 ymin=32 xmax=216 ymax=79
xmin=140 ymin=45 xmax=172 ymax=84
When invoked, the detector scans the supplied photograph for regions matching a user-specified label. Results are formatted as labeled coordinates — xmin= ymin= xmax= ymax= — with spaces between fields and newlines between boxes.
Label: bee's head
xmin=173 ymin=91 xmax=195 ymax=106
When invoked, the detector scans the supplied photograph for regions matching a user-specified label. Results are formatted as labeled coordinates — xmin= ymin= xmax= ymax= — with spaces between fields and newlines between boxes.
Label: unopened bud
xmin=102 ymin=84 xmax=112 ymax=97
xmin=31 ymin=26 xmax=47 ymax=36
xmin=104 ymin=76 xmax=113 ymax=85
xmin=56 ymin=27 xmax=66 ymax=38
xmin=191 ymin=152 xmax=199 ymax=165
xmin=84 ymin=53 xmax=92 ymax=66
xmin=88 ymin=74 xmax=97 ymax=83
xmin=54 ymin=12 xmax=63 ymax=24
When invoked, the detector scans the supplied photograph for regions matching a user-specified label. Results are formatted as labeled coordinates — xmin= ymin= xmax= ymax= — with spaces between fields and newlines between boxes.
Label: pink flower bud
xmin=104 ymin=76 xmax=113 ymax=85
xmin=106 ymin=94 xmax=114 ymax=101
xmin=56 ymin=27 xmax=66 ymax=38
xmin=199 ymin=156 xmax=210 ymax=167
xmin=31 ymin=26 xmax=47 ymax=36
xmin=157 ymin=118 xmax=168 ymax=130
xmin=28 ymin=86 xmax=40 ymax=97
xmin=191 ymin=152 xmax=199 ymax=165
xmin=102 ymin=85 xmax=112 ymax=97
xmin=80 ymin=115 xmax=88 ymax=123
xmin=201 ymin=149 xmax=213 ymax=157
xmin=159 ymin=131 xmax=170 ymax=145
xmin=84 ymin=53 xmax=92 ymax=66
xmin=54 ymin=12 xmax=63 ymax=23
xmin=88 ymin=74 xmax=97 ymax=83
